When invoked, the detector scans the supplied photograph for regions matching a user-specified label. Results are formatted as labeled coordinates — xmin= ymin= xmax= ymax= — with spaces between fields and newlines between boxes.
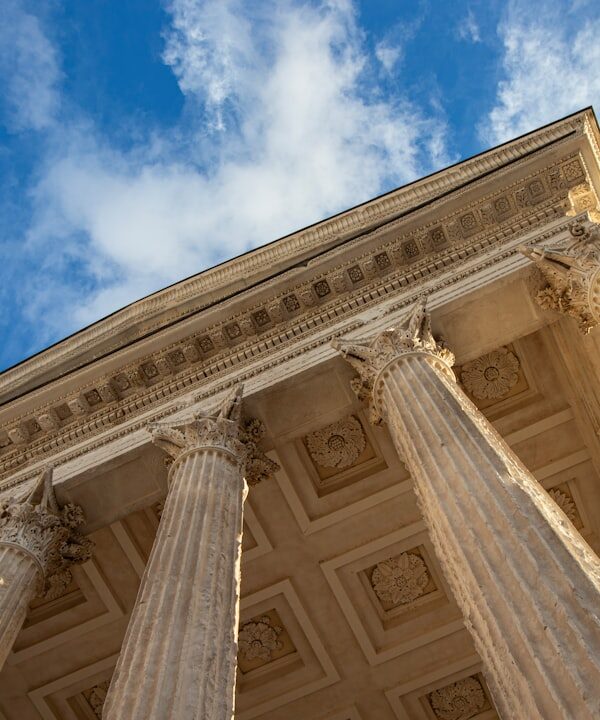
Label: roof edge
xmin=1 ymin=107 xmax=596 ymax=394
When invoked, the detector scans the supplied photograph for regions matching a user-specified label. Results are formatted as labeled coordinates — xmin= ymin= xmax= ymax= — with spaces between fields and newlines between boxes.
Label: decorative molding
xmin=520 ymin=218 xmax=600 ymax=332
xmin=460 ymin=347 xmax=520 ymax=401
xmin=0 ymin=112 xmax=588 ymax=400
xmin=0 ymin=154 xmax=586 ymax=482
xmin=0 ymin=468 xmax=93 ymax=599
xmin=305 ymin=415 xmax=366 ymax=470
xmin=565 ymin=182 xmax=600 ymax=223
xmin=27 ymin=653 xmax=119 ymax=720
xmin=8 ymin=559 xmax=122 ymax=665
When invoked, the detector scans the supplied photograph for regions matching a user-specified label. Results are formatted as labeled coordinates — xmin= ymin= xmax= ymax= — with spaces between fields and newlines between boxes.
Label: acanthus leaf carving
xmin=0 ymin=467 xmax=93 ymax=599
xmin=149 ymin=386 xmax=279 ymax=486
xmin=332 ymin=298 xmax=454 ymax=423
xmin=520 ymin=219 xmax=600 ymax=333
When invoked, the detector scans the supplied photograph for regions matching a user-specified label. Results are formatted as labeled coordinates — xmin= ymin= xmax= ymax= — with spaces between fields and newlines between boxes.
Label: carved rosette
xmin=548 ymin=488 xmax=577 ymax=524
xmin=238 ymin=616 xmax=283 ymax=662
xmin=149 ymin=386 xmax=279 ymax=486
xmin=371 ymin=552 xmax=430 ymax=606
xmin=428 ymin=676 xmax=486 ymax=720
xmin=84 ymin=680 xmax=110 ymax=719
xmin=460 ymin=347 xmax=520 ymax=400
xmin=332 ymin=298 xmax=454 ymax=423
xmin=520 ymin=220 xmax=600 ymax=333
xmin=0 ymin=468 xmax=93 ymax=599
xmin=305 ymin=415 xmax=366 ymax=469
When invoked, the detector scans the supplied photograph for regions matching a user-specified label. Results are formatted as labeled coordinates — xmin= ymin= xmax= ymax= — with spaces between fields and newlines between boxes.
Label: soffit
xmin=2 ymin=323 xmax=599 ymax=720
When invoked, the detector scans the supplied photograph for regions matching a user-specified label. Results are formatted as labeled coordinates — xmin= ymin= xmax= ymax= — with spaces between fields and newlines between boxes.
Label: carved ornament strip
xmin=0 ymin=155 xmax=586 ymax=484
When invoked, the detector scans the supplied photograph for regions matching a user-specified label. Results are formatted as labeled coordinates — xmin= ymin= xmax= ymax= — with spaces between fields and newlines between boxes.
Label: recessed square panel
xmin=321 ymin=524 xmax=463 ymax=665
xmin=456 ymin=344 xmax=529 ymax=410
xmin=364 ymin=546 xmax=437 ymax=614
xmin=238 ymin=608 xmax=296 ymax=674
xmin=385 ymin=658 xmax=499 ymax=720
xmin=301 ymin=414 xmax=384 ymax=495
xmin=423 ymin=672 xmax=493 ymax=720
xmin=27 ymin=654 xmax=117 ymax=720
xmin=236 ymin=580 xmax=339 ymax=720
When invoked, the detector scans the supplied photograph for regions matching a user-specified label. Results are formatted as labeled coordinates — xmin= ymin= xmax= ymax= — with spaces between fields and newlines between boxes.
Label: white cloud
xmin=8 ymin=0 xmax=451 ymax=338
xmin=457 ymin=9 xmax=481 ymax=44
xmin=0 ymin=1 xmax=60 ymax=131
xmin=483 ymin=1 xmax=600 ymax=145
xmin=375 ymin=40 xmax=402 ymax=72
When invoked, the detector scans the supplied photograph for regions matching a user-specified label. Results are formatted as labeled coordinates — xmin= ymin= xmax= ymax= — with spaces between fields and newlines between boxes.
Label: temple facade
xmin=1 ymin=108 xmax=600 ymax=719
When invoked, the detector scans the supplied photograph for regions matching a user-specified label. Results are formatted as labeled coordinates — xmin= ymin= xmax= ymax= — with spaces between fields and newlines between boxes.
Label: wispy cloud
xmin=0 ymin=0 xmax=60 ymax=131
xmin=483 ymin=1 xmax=600 ymax=144
xmin=375 ymin=40 xmax=402 ymax=73
xmin=3 ymin=0 xmax=450 ymax=345
xmin=457 ymin=9 xmax=481 ymax=44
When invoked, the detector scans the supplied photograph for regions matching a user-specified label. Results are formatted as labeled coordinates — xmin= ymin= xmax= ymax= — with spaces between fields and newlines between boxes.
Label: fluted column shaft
xmin=0 ymin=545 xmax=40 ymax=667
xmin=378 ymin=351 xmax=600 ymax=719
xmin=104 ymin=446 xmax=246 ymax=720
xmin=334 ymin=301 xmax=600 ymax=719
xmin=103 ymin=387 xmax=277 ymax=720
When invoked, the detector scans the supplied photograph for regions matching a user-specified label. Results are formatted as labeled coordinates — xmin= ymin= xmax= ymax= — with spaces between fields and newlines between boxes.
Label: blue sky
xmin=0 ymin=0 xmax=599 ymax=371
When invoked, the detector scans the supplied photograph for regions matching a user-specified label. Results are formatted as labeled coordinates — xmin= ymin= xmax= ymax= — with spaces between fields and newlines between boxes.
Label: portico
xmin=2 ymin=109 xmax=600 ymax=720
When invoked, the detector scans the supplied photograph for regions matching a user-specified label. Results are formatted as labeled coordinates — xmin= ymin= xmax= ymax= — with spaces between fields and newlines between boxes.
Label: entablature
xmin=1 ymin=111 xmax=600 ymax=497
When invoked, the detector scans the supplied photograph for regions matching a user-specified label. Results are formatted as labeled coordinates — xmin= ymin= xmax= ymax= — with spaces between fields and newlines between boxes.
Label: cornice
xmin=0 ymin=110 xmax=592 ymax=399
xmin=0 ymin=151 xmax=588 ymax=487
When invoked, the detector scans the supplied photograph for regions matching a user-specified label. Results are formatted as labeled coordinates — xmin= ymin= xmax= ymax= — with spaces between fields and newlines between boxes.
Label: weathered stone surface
xmin=335 ymin=300 xmax=600 ymax=719
xmin=0 ymin=468 xmax=92 ymax=669
xmin=103 ymin=387 xmax=251 ymax=720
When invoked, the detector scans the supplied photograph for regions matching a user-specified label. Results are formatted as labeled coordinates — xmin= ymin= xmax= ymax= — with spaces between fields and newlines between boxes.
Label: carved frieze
xmin=371 ymin=552 xmax=430 ymax=607
xmin=520 ymin=219 xmax=600 ymax=333
xmin=305 ymin=416 xmax=366 ymax=470
xmin=427 ymin=675 xmax=487 ymax=720
xmin=460 ymin=347 xmax=520 ymax=401
xmin=0 ymin=468 xmax=93 ymax=599
xmin=0 ymin=154 xmax=588 ymax=486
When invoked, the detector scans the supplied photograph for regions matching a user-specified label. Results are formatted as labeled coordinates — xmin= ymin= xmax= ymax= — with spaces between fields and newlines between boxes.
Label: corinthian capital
xmin=0 ymin=468 xmax=93 ymax=599
xmin=149 ymin=385 xmax=279 ymax=486
xmin=332 ymin=298 xmax=454 ymax=423
xmin=519 ymin=220 xmax=600 ymax=333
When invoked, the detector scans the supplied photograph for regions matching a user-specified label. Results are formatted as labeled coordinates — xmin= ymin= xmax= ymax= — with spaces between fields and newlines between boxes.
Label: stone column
xmin=334 ymin=300 xmax=600 ymax=720
xmin=103 ymin=386 xmax=277 ymax=720
xmin=0 ymin=467 xmax=93 ymax=669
